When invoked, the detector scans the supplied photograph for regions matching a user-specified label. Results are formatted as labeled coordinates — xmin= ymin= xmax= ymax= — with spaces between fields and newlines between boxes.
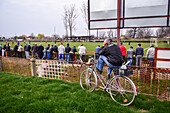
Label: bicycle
xmin=80 ymin=57 xmax=137 ymax=106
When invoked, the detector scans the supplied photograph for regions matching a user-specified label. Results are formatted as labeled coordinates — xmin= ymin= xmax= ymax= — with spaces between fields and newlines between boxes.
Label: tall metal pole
xmin=169 ymin=34 xmax=170 ymax=47
xmin=117 ymin=0 xmax=121 ymax=46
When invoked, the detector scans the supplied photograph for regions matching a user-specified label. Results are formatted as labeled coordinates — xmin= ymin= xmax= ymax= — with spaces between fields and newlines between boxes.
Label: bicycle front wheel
xmin=80 ymin=68 xmax=97 ymax=92
xmin=108 ymin=76 xmax=136 ymax=106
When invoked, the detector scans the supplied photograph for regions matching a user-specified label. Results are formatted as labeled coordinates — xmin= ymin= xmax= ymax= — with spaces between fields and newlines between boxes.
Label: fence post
xmin=30 ymin=58 xmax=36 ymax=77
xmin=0 ymin=57 xmax=2 ymax=71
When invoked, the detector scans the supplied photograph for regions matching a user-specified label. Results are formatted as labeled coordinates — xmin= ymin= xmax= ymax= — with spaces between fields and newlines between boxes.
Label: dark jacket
xmin=14 ymin=45 xmax=18 ymax=52
xmin=3 ymin=45 xmax=6 ymax=50
xmin=37 ymin=46 xmax=44 ymax=54
xmin=70 ymin=47 xmax=77 ymax=54
xmin=25 ymin=45 xmax=31 ymax=52
xmin=99 ymin=44 xmax=124 ymax=66
xmin=49 ymin=46 xmax=53 ymax=54
xmin=6 ymin=46 xmax=10 ymax=51
xmin=24 ymin=45 xmax=27 ymax=51
xmin=65 ymin=46 xmax=71 ymax=53
xmin=135 ymin=47 xmax=144 ymax=56
xmin=33 ymin=45 xmax=38 ymax=53
xmin=53 ymin=46 xmax=58 ymax=52
xmin=45 ymin=46 xmax=50 ymax=50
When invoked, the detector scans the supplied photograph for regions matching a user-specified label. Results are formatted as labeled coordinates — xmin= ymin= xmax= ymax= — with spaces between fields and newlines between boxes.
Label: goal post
xmin=150 ymin=38 xmax=158 ymax=47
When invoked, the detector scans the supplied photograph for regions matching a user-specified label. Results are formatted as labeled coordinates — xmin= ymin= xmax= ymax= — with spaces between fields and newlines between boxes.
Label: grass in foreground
xmin=0 ymin=72 xmax=169 ymax=113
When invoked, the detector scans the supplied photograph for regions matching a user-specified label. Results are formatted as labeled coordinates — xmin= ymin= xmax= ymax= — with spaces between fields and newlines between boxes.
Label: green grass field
xmin=0 ymin=72 xmax=169 ymax=113
xmin=0 ymin=41 xmax=169 ymax=55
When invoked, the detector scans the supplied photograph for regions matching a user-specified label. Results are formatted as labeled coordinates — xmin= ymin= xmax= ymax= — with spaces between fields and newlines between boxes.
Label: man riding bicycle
xmin=96 ymin=39 xmax=124 ymax=80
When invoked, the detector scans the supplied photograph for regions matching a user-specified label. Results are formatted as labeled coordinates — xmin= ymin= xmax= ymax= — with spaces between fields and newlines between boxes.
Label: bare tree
xmin=125 ymin=28 xmax=137 ymax=38
xmin=156 ymin=27 xmax=170 ymax=38
xmin=80 ymin=1 xmax=90 ymax=36
xmin=99 ymin=31 xmax=106 ymax=39
xmin=63 ymin=6 xmax=69 ymax=37
xmin=67 ymin=4 xmax=78 ymax=37
xmin=107 ymin=29 xmax=114 ymax=39
xmin=136 ymin=28 xmax=153 ymax=39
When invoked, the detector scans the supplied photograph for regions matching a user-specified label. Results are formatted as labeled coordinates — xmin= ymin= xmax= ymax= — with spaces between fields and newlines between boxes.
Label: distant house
xmin=17 ymin=39 xmax=24 ymax=41
xmin=26 ymin=36 xmax=32 ymax=40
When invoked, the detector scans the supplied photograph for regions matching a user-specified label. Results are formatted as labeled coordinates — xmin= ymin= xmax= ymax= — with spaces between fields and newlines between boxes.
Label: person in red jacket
xmin=119 ymin=42 xmax=127 ymax=61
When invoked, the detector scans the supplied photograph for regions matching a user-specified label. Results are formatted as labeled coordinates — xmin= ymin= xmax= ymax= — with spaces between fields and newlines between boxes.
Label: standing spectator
xmin=135 ymin=44 xmax=144 ymax=66
xmin=58 ymin=43 xmax=65 ymax=60
xmin=24 ymin=44 xmax=27 ymax=58
xmin=78 ymin=44 xmax=87 ymax=62
xmin=43 ymin=44 xmax=50 ymax=59
xmin=45 ymin=44 xmax=50 ymax=50
xmin=6 ymin=43 xmax=11 ymax=57
xmin=50 ymin=45 xmax=54 ymax=58
xmin=43 ymin=49 xmax=47 ymax=59
xmin=2 ymin=45 xmax=6 ymax=56
xmin=0 ymin=44 xmax=2 ymax=56
xmin=53 ymin=44 xmax=58 ymax=59
xmin=127 ymin=46 xmax=135 ymax=66
xmin=37 ymin=44 xmax=44 ymax=59
xmin=146 ymin=45 xmax=155 ymax=67
xmin=18 ymin=45 xmax=23 ymax=58
xmin=95 ymin=45 xmax=101 ymax=59
xmin=25 ymin=44 xmax=31 ymax=59
xmin=32 ymin=43 xmax=38 ymax=58
xmin=69 ymin=46 xmax=77 ymax=61
xmin=119 ymin=42 xmax=127 ymax=61
xmin=65 ymin=43 xmax=71 ymax=61
xmin=13 ymin=44 xmax=18 ymax=57
xmin=47 ymin=45 xmax=53 ymax=59
xmin=31 ymin=44 xmax=34 ymax=57
xmin=17 ymin=41 xmax=19 ymax=46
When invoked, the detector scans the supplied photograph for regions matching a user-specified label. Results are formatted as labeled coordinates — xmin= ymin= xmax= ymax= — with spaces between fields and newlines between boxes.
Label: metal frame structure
xmin=88 ymin=0 xmax=170 ymax=45
xmin=154 ymin=47 xmax=170 ymax=70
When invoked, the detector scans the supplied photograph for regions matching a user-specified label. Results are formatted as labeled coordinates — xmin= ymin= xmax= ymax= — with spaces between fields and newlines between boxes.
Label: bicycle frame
xmin=92 ymin=68 xmax=119 ymax=92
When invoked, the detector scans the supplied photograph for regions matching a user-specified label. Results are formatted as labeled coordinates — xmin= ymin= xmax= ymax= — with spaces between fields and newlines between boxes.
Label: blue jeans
xmin=65 ymin=53 xmax=70 ymax=61
xmin=59 ymin=54 xmax=64 ymax=60
xmin=47 ymin=52 xmax=51 ymax=59
xmin=136 ymin=55 xmax=143 ymax=66
xmin=147 ymin=58 xmax=154 ymax=67
xmin=96 ymin=55 xmax=120 ymax=75
xmin=43 ymin=51 xmax=46 ymax=59
xmin=127 ymin=57 xmax=133 ymax=66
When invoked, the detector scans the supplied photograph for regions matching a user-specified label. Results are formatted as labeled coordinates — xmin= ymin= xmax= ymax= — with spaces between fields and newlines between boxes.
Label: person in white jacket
xmin=146 ymin=44 xmax=155 ymax=67
xmin=58 ymin=43 xmax=65 ymax=60
xmin=78 ymin=44 xmax=87 ymax=62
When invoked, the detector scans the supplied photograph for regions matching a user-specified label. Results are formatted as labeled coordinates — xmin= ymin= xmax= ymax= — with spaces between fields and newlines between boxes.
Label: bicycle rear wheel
xmin=72 ymin=60 xmax=83 ymax=70
xmin=80 ymin=68 xmax=97 ymax=92
xmin=108 ymin=76 xmax=136 ymax=106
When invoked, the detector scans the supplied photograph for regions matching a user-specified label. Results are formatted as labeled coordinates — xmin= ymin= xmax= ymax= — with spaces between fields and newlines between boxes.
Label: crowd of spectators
xmin=0 ymin=41 xmax=155 ymax=66
xmin=0 ymin=42 xmax=88 ymax=62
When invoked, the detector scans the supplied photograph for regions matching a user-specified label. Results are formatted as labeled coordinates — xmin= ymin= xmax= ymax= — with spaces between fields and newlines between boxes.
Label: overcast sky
xmin=0 ymin=0 xmax=88 ymax=37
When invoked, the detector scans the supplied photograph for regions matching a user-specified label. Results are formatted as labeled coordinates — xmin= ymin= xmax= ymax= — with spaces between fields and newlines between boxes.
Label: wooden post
xmin=0 ymin=57 xmax=2 ymax=71
xmin=30 ymin=58 xmax=36 ymax=77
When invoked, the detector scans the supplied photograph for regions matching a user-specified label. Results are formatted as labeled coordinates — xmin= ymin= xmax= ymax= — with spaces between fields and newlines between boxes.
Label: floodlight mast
xmin=117 ymin=0 xmax=121 ymax=46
